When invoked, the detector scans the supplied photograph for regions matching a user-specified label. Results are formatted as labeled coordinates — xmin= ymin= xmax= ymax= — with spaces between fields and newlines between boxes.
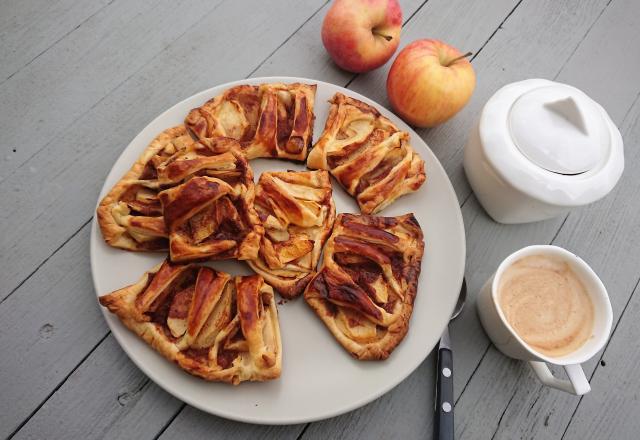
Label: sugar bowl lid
xmin=479 ymin=79 xmax=624 ymax=207
xmin=509 ymin=84 xmax=609 ymax=175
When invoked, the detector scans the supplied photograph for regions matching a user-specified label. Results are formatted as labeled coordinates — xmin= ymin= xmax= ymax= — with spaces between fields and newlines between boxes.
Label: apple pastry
xmin=97 ymin=126 xmax=195 ymax=251
xmin=307 ymin=93 xmax=426 ymax=214
xmin=304 ymin=213 xmax=424 ymax=360
xmin=99 ymin=260 xmax=282 ymax=384
xmin=248 ymin=170 xmax=336 ymax=299
xmin=152 ymin=136 xmax=263 ymax=262
xmin=158 ymin=174 xmax=263 ymax=263
xmin=185 ymin=82 xmax=316 ymax=161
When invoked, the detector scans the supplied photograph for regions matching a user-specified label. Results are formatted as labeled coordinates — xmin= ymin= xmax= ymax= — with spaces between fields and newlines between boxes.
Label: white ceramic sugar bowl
xmin=464 ymin=79 xmax=624 ymax=224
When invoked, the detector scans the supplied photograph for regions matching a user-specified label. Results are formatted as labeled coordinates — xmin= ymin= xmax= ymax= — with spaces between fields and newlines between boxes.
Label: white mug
xmin=477 ymin=245 xmax=612 ymax=395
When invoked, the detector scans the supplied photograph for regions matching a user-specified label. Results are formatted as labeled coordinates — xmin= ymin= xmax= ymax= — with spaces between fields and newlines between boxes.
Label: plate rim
xmin=90 ymin=76 xmax=466 ymax=425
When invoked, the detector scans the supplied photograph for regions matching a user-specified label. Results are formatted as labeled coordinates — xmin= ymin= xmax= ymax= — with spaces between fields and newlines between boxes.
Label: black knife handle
xmin=434 ymin=347 xmax=454 ymax=440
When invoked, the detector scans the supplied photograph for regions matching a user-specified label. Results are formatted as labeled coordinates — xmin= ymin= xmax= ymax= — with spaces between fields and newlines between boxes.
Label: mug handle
xmin=529 ymin=361 xmax=591 ymax=395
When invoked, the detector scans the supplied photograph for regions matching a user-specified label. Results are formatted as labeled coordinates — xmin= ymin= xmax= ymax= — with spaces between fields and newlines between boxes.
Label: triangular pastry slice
xmin=304 ymin=213 xmax=424 ymax=360
xmin=99 ymin=259 xmax=282 ymax=384
xmin=307 ymin=93 xmax=426 ymax=214
xmin=185 ymin=83 xmax=316 ymax=161
xmin=248 ymin=170 xmax=336 ymax=299
xmin=97 ymin=126 xmax=195 ymax=251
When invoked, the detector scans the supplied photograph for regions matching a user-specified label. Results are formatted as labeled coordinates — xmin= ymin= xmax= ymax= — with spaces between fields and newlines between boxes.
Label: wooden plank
xmin=0 ymin=0 xmax=324 ymax=303
xmin=563 ymin=283 xmax=640 ymax=440
xmin=158 ymin=405 xmax=305 ymax=440
xmin=449 ymin=0 xmax=640 ymax=437
xmin=0 ymin=0 xmax=225 ymax=181
xmin=13 ymin=336 xmax=184 ymax=440
xmin=0 ymin=0 xmax=112 ymax=82
xmin=303 ymin=0 xmax=629 ymax=438
xmin=0 ymin=225 xmax=108 ymax=438
xmin=0 ymin=0 xmax=327 ymax=436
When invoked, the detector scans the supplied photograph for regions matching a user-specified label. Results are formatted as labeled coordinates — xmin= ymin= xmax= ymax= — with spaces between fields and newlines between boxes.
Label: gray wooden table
xmin=2 ymin=0 xmax=639 ymax=438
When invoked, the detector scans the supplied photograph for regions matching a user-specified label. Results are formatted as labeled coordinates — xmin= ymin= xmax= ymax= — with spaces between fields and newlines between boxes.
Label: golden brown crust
xmin=307 ymin=93 xmax=426 ymax=214
xmin=185 ymin=83 xmax=316 ymax=161
xmin=158 ymin=174 xmax=263 ymax=263
xmin=248 ymin=170 xmax=336 ymax=299
xmin=96 ymin=126 xmax=195 ymax=251
xmin=303 ymin=213 xmax=424 ymax=360
xmin=99 ymin=260 xmax=282 ymax=384
xmin=130 ymin=136 xmax=263 ymax=263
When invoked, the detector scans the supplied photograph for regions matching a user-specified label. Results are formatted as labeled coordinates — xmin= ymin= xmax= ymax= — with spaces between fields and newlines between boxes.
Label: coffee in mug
xmin=497 ymin=255 xmax=594 ymax=357
xmin=477 ymin=245 xmax=612 ymax=395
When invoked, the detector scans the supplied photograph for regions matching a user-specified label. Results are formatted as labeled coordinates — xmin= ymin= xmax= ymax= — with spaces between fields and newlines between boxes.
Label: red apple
xmin=322 ymin=0 xmax=402 ymax=73
xmin=387 ymin=39 xmax=476 ymax=127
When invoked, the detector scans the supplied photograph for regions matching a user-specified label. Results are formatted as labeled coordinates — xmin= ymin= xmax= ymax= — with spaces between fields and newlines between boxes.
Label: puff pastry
xmin=158 ymin=171 xmax=263 ymax=262
xmin=307 ymin=93 xmax=426 ymax=214
xmin=248 ymin=170 xmax=336 ymax=299
xmin=99 ymin=260 xmax=282 ymax=384
xmin=185 ymin=83 xmax=316 ymax=161
xmin=154 ymin=136 xmax=262 ymax=262
xmin=304 ymin=213 xmax=424 ymax=360
xmin=97 ymin=126 xmax=195 ymax=251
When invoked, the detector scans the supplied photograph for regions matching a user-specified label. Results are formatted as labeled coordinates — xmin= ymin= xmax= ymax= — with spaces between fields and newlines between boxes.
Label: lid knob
xmin=508 ymin=85 xmax=610 ymax=175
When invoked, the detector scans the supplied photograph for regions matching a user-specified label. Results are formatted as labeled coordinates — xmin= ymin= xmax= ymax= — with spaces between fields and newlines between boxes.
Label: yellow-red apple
xmin=322 ymin=0 xmax=402 ymax=73
xmin=387 ymin=39 xmax=476 ymax=127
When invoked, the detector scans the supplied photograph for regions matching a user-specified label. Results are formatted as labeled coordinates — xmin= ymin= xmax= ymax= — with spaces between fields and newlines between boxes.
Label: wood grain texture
xmin=0 ymin=225 xmax=106 ymax=439
xmin=0 ymin=0 xmax=112 ymax=82
xmin=14 ymin=336 xmax=182 ymax=439
xmin=563 ymin=283 xmax=640 ymax=440
xmin=0 ymin=0 xmax=224 ymax=181
xmin=158 ymin=406 xmax=305 ymax=440
xmin=13 ymin=336 xmax=184 ymax=440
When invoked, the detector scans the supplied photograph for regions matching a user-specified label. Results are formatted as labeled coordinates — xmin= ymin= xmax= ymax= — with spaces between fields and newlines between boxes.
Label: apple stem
xmin=372 ymin=30 xmax=393 ymax=41
xmin=446 ymin=51 xmax=473 ymax=66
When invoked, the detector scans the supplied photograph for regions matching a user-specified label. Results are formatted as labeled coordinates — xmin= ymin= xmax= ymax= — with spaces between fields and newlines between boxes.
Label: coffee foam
xmin=498 ymin=254 xmax=594 ymax=358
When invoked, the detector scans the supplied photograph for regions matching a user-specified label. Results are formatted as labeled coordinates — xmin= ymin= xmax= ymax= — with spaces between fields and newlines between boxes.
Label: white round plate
xmin=91 ymin=77 xmax=465 ymax=424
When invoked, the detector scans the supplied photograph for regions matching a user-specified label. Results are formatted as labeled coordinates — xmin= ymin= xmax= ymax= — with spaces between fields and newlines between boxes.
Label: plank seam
xmin=455 ymin=343 xmax=491 ymax=405
xmin=0 ymin=216 xmax=92 ymax=305
xmin=6 ymin=331 xmax=111 ymax=439
xmin=560 ymin=274 xmax=640 ymax=440
xmin=550 ymin=213 xmax=570 ymax=244
xmin=154 ymin=403 xmax=187 ymax=440
xmin=489 ymin=385 xmax=520 ymax=440
xmin=553 ymin=0 xmax=616 ymax=80
xmin=296 ymin=423 xmax=312 ymax=440
xmin=247 ymin=0 xmax=332 ymax=78
xmin=469 ymin=0 xmax=525 ymax=62
xmin=0 ymin=0 xmax=117 ymax=86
